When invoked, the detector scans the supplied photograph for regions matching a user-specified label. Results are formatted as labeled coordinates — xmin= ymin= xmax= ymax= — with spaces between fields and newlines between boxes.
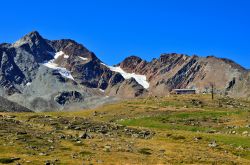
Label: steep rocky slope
xmin=228 ymin=71 xmax=250 ymax=98
xmin=118 ymin=53 xmax=249 ymax=97
xmin=0 ymin=31 xmax=146 ymax=111
xmin=0 ymin=96 xmax=32 ymax=112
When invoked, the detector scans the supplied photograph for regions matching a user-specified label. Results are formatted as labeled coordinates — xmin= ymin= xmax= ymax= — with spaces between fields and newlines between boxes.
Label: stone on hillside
xmin=39 ymin=152 xmax=47 ymax=156
xmin=79 ymin=132 xmax=92 ymax=139
xmin=45 ymin=160 xmax=51 ymax=165
xmin=242 ymin=131 xmax=249 ymax=136
xmin=103 ymin=145 xmax=111 ymax=152
xmin=208 ymin=141 xmax=218 ymax=148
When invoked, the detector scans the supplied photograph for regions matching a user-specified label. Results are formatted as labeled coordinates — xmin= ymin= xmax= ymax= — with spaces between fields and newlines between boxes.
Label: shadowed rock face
xmin=0 ymin=31 xmax=56 ymax=96
xmin=54 ymin=91 xmax=83 ymax=105
xmin=0 ymin=96 xmax=32 ymax=112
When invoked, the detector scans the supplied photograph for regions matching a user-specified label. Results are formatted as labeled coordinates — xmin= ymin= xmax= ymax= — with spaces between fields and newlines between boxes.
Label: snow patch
xmin=54 ymin=51 xmax=70 ymax=59
xmin=64 ymin=55 xmax=69 ymax=59
xmin=101 ymin=63 xmax=150 ymax=89
xmin=44 ymin=63 xmax=74 ymax=80
xmin=99 ymin=89 xmax=105 ymax=93
xmin=43 ymin=51 xmax=74 ymax=80
xmin=78 ymin=56 xmax=88 ymax=61
xmin=26 ymin=82 xmax=31 ymax=86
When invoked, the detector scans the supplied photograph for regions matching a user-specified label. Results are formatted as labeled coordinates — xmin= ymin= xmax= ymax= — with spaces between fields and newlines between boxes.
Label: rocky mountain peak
xmin=124 ymin=55 xmax=143 ymax=62
xmin=160 ymin=53 xmax=187 ymax=60
xmin=13 ymin=31 xmax=45 ymax=47
xmin=118 ymin=55 xmax=145 ymax=72
xmin=50 ymin=39 xmax=99 ymax=62
xmin=25 ymin=31 xmax=42 ymax=39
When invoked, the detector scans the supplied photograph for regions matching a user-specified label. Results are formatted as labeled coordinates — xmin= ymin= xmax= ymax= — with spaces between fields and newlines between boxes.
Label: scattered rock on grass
xmin=208 ymin=141 xmax=218 ymax=148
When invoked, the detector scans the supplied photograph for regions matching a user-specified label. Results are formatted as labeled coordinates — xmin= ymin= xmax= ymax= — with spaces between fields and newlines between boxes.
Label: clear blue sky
xmin=1 ymin=0 xmax=249 ymax=68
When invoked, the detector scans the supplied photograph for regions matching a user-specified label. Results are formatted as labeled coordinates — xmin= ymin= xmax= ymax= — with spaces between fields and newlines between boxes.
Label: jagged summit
xmin=118 ymin=55 xmax=145 ymax=72
xmin=13 ymin=31 xmax=45 ymax=47
xmin=25 ymin=31 xmax=42 ymax=39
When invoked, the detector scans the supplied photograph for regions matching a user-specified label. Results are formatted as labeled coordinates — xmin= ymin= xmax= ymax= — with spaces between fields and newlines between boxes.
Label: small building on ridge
xmin=171 ymin=89 xmax=196 ymax=95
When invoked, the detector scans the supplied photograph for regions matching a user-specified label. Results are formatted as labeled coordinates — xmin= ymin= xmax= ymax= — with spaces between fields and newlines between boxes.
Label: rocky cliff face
xmin=118 ymin=53 xmax=249 ymax=97
xmin=0 ymin=31 xmax=249 ymax=111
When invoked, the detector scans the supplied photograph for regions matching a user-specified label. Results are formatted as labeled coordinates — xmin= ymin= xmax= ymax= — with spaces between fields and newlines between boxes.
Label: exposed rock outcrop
xmin=118 ymin=53 xmax=249 ymax=97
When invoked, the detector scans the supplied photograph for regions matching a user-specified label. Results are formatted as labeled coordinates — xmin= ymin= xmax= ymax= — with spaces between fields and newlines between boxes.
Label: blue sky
xmin=1 ymin=0 xmax=249 ymax=68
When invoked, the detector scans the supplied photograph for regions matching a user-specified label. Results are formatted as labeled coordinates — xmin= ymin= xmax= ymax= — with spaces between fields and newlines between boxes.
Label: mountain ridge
xmin=0 ymin=31 xmax=249 ymax=111
xmin=118 ymin=53 xmax=249 ymax=97
xmin=0 ymin=31 xmax=147 ymax=111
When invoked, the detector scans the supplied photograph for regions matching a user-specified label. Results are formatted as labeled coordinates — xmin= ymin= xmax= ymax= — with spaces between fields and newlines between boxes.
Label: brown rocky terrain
xmin=118 ymin=53 xmax=250 ymax=98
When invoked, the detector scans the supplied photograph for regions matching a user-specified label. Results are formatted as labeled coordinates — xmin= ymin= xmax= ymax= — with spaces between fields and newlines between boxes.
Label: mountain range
xmin=0 ymin=31 xmax=249 ymax=111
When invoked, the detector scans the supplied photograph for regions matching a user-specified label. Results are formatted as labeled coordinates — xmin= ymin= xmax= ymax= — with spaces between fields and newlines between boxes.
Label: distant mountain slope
xmin=118 ymin=54 xmax=249 ymax=97
xmin=0 ymin=96 xmax=32 ymax=112
xmin=228 ymin=72 xmax=250 ymax=98
xmin=0 ymin=31 xmax=146 ymax=111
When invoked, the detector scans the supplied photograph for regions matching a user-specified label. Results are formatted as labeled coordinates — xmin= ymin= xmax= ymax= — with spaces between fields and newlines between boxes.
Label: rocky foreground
xmin=0 ymin=94 xmax=249 ymax=164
